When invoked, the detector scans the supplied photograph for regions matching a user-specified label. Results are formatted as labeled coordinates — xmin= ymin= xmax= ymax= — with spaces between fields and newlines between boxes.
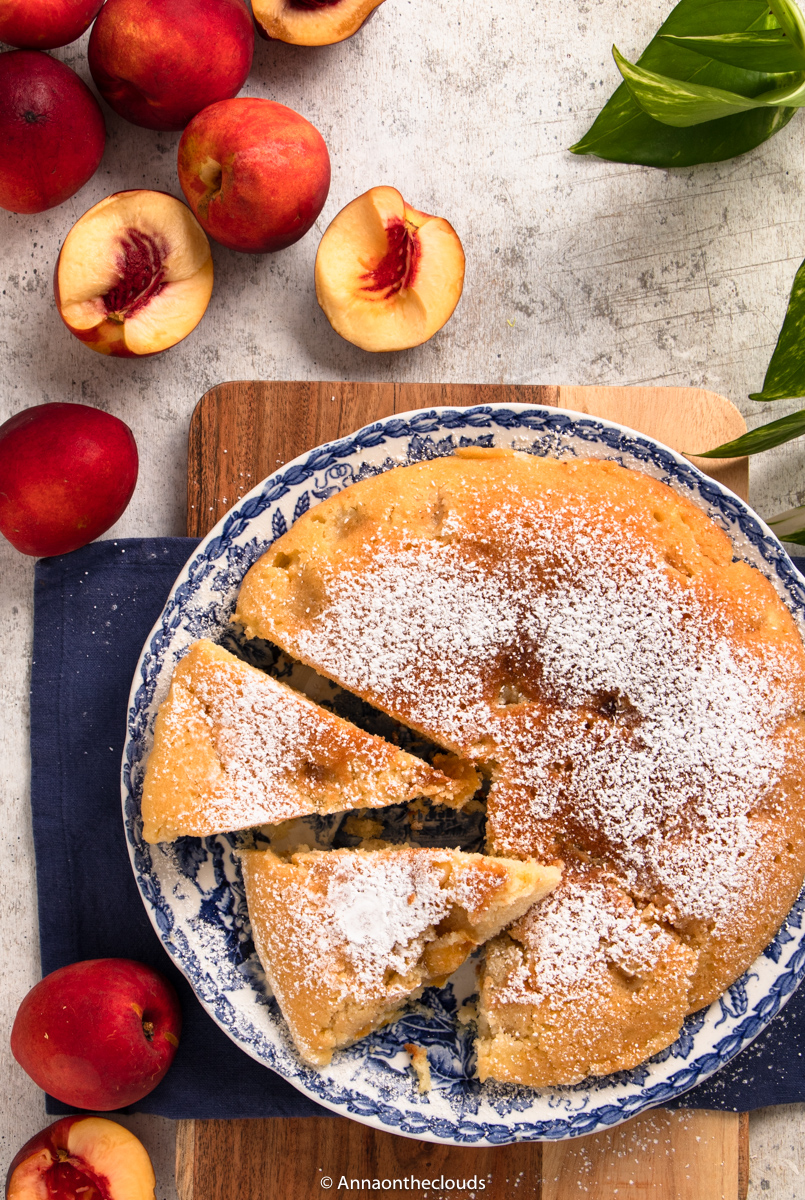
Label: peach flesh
xmin=42 ymin=1158 xmax=108 ymax=1198
xmin=6 ymin=1117 xmax=156 ymax=1200
xmin=253 ymin=0 xmax=383 ymax=45
xmin=315 ymin=186 xmax=465 ymax=351
xmin=55 ymin=190 xmax=213 ymax=357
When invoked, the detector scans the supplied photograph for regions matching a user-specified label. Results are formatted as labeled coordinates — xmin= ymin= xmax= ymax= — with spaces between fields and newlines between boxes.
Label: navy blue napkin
xmin=31 ymin=538 xmax=328 ymax=1119
xmin=29 ymin=537 xmax=805 ymax=1115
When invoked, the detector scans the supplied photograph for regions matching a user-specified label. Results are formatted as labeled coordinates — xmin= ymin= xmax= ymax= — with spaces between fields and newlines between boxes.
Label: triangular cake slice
xmin=141 ymin=639 xmax=479 ymax=843
xmin=240 ymin=845 xmax=561 ymax=1066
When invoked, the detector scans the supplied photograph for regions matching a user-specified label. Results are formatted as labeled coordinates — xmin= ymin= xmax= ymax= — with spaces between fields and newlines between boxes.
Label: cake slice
xmin=240 ymin=845 xmax=562 ymax=1066
xmin=141 ymin=639 xmax=479 ymax=843
xmin=476 ymin=865 xmax=699 ymax=1087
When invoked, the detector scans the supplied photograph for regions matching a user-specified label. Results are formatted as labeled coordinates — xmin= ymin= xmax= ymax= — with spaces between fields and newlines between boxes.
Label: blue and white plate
xmin=122 ymin=405 xmax=805 ymax=1144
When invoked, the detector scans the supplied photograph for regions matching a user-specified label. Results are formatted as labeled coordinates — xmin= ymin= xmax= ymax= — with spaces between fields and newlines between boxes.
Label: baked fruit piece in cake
xmin=233 ymin=449 xmax=805 ymax=1082
xmin=476 ymin=865 xmax=699 ymax=1087
xmin=141 ymin=639 xmax=478 ymax=843
xmin=240 ymin=845 xmax=561 ymax=1067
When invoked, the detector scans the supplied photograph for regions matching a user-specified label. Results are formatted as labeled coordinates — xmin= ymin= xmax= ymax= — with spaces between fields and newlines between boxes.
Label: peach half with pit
xmin=5 ymin=1116 xmax=156 ymax=1200
xmin=314 ymin=186 xmax=465 ymax=352
xmin=55 ymin=190 xmax=214 ymax=357
xmin=253 ymin=0 xmax=385 ymax=46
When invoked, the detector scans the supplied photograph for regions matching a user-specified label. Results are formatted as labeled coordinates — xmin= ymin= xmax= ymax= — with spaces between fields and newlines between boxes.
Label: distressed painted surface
xmin=1 ymin=0 xmax=804 ymax=1194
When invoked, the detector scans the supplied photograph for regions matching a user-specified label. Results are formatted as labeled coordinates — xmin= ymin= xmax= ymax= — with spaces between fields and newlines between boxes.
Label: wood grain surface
xmin=175 ymin=1110 xmax=749 ymax=1200
xmin=180 ymin=380 xmax=750 ymax=1200
xmin=186 ymin=381 xmax=748 ymax=537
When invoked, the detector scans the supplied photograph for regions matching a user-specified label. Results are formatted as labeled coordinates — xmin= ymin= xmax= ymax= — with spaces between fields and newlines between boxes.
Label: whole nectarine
xmin=315 ymin=186 xmax=465 ymax=351
xmin=5 ymin=1116 xmax=156 ymax=1200
xmin=0 ymin=51 xmax=105 ymax=214
xmin=0 ymin=403 xmax=138 ymax=557
xmin=88 ymin=0 xmax=254 ymax=131
xmin=178 ymin=98 xmax=331 ymax=253
xmin=11 ymin=959 xmax=181 ymax=1110
xmin=253 ymin=0 xmax=385 ymax=46
xmin=0 ymin=0 xmax=105 ymax=50
xmin=55 ymin=190 xmax=214 ymax=356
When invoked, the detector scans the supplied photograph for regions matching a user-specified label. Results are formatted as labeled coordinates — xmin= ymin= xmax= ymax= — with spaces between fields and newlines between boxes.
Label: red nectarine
xmin=0 ymin=403 xmax=138 ymax=557
xmin=178 ymin=98 xmax=331 ymax=253
xmin=11 ymin=959 xmax=181 ymax=1110
xmin=0 ymin=51 xmax=105 ymax=214
xmin=315 ymin=186 xmax=465 ymax=351
xmin=88 ymin=0 xmax=254 ymax=131
xmin=6 ymin=1116 xmax=156 ymax=1200
xmin=0 ymin=0 xmax=105 ymax=50
xmin=55 ymin=190 xmax=214 ymax=357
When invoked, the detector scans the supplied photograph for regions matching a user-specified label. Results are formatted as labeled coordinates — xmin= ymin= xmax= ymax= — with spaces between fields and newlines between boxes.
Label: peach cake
xmin=141 ymin=637 xmax=478 ymax=843
xmin=240 ymin=846 xmax=560 ymax=1066
xmin=235 ymin=448 xmax=805 ymax=1086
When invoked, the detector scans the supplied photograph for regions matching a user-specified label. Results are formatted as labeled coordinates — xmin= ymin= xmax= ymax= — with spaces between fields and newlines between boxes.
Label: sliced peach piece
xmin=6 ymin=1116 xmax=155 ymax=1200
xmin=253 ymin=0 xmax=384 ymax=46
xmin=55 ymin=190 xmax=213 ymax=357
xmin=315 ymin=186 xmax=465 ymax=352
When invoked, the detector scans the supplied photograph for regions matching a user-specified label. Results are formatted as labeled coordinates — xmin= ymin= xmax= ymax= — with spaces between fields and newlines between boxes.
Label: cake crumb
xmin=458 ymin=1000 xmax=478 ymax=1025
xmin=343 ymin=814 xmax=385 ymax=840
xmin=404 ymin=1043 xmax=432 ymax=1093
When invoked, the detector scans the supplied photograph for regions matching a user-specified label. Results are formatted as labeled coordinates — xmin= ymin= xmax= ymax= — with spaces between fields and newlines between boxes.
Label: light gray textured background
xmin=1 ymin=0 xmax=804 ymax=1195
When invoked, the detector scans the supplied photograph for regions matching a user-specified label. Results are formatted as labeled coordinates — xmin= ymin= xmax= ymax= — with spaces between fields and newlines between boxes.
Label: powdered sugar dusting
xmin=500 ymin=874 xmax=671 ymax=1003
xmin=291 ymin=496 xmax=801 ymax=935
xmin=171 ymin=658 xmax=438 ymax=829
xmin=326 ymin=854 xmax=449 ymax=988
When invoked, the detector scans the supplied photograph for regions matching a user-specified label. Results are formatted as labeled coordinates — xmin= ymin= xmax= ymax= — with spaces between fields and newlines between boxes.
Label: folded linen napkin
xmin=30 ymin=538 xmax=805 ymax=1115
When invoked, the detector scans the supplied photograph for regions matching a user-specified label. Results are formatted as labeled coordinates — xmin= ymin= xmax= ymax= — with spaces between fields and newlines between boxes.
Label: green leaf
xmin=613 ymin=46 xmax=805 ymax=127
xmin=694 ymin=408 xmax=805 ymax=456
xmin=750 ymin=258 xmax=805 ymax=401
xmin=661 ymin=31 xmax=805 ymax=73
xmin=766 ymin=503 xmax=805 ymax=541
xmin=571 ymin=0 xmax=799 ymax=167
xmin=769 ymin=0 xmax=805 ymax=59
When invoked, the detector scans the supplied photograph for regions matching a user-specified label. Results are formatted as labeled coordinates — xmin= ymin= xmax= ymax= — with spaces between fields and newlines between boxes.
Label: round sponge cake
xmin=235 ymin=448 xmax=805 ymax=1085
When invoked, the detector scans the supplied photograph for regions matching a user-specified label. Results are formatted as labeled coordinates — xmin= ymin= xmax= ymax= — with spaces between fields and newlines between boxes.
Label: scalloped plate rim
xmin=121 ymin=402 xmax=805 ymax=1144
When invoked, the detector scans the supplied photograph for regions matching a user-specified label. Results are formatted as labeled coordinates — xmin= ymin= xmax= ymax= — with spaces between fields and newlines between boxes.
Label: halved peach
xmin=55 ymin=190 xmax=214 ymax=357
xmin=253 ymin=0 xmax=384 ymax=46
xmin=314 ymin=185 xmax=465 ymax=352
xmin=6 ymin=1116 xmax=156 ymax=1200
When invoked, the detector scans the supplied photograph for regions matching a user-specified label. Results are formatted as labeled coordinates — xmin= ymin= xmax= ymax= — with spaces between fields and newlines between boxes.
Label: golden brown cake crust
xmin=240 ymin=845 xmax=561 ymax=1066
xmin=141 ymin=638 xmax=478 ymax=843
xmin=234 ymin=451 xmax=805 ymax=1081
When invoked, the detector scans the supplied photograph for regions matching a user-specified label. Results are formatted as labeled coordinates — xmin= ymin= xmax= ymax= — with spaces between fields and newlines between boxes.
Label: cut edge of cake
xmin=240 ymin=844 xmax=562 ymax=1067
xmin=141 ymin=639 xmax=480 ymax=843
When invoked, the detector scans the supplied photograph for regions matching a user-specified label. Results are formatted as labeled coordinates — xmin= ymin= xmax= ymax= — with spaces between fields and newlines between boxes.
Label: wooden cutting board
xmin=179 ymin=380 xmax=750 ymax=1200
